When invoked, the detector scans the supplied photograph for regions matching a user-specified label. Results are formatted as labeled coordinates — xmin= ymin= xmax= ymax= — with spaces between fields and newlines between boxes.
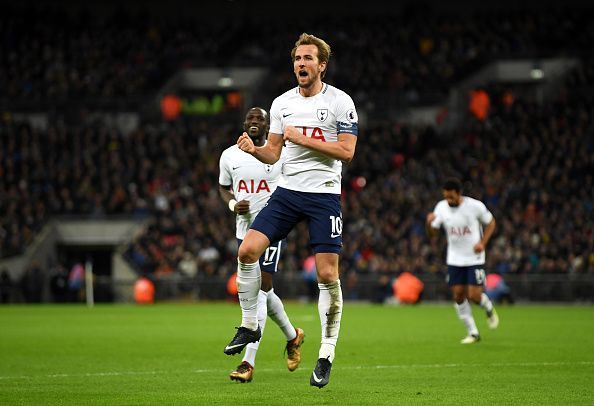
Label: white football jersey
xmin=269 ymin=83 xmax=359 ymax=194
xmin=430 ymin=196 xmax=494 ymax=266
xmin=219 ymin=144 xmax=285 ymax=239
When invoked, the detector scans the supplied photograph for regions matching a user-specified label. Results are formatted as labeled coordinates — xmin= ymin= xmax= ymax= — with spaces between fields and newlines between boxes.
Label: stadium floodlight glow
xmin=530 ymin=68 xmax=544 ymax=80
xmin=218 ymin=76 xmax=233 ymax=87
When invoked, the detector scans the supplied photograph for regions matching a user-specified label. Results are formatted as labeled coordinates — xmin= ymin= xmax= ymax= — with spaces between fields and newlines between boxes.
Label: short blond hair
xmin=291 ymin=33 xmax=332 ymax=78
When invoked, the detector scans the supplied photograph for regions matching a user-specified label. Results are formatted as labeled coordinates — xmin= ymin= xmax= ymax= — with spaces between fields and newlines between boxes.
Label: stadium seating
xmin=1 ymin=3 xmax=592 ymax=302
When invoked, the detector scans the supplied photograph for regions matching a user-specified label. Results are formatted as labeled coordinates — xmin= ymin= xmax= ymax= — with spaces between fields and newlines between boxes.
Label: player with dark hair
xmin=426 ymin=177 xmax=499 ymax=344
xmin=225 ymin=33 xmax=359 ymax=388
xmin=219 ymin=107 xmax=304 ymax=382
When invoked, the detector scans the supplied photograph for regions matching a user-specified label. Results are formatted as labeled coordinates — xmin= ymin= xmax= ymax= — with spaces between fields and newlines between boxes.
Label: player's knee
xmin=467 ymin=286 xmax=483 ymax=303
xmin=238 ymin=241 xmax=260 ymax=263
xmin=313 ymin=252 xmax=340 ymax=283
xmin=316 ymin=268 xmax=338 ymax=284
xmin=238 ymin=246 xmax=259 ymax=263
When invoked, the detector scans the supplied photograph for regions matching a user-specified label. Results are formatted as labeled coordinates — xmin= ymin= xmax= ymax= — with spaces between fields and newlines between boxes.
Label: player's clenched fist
xmin=283 ymin=126 xmax=304 ymax=145
xmin=237 ymin=132 xmax=256 ymax=154
xmin=234 ymin=199 xmax=250 ymax=215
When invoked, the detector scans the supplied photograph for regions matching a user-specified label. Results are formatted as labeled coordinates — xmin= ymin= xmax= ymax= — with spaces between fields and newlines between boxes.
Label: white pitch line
xmin=364 ymin=361 xmax=594 ymax=369
xmin=0 ymin=361 xmax=592 ymax=381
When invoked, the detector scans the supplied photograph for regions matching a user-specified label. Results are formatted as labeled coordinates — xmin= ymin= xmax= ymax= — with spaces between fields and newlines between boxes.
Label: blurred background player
xmin=233 ymin=33 xmax=359 ymax=388
xmin=219 ymin=106 xmax=305 ymax=382
xmin=425 ymin=177 xmax=499 ymax=344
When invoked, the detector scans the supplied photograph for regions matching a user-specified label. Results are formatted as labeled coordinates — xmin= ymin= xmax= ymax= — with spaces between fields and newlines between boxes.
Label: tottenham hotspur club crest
xmin=317 ymin=108 xmax=328 ymax=122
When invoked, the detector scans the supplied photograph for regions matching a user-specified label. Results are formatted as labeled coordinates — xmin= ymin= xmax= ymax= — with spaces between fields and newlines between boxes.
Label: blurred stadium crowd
xmin=2 ymin=4 xmax=593 ymax=107
xmin=0 ymin=2 xmax=593 ymax=301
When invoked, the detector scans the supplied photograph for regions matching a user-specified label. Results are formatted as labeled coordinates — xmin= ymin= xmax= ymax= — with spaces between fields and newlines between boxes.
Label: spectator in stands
xmin=49 ymin=264 xmax=70 ymax=303
xmin=20 ymin=261 xmax=44 ymax=303
xmin=0 ymin=268 xmax=12 ymax=303
xmin=468 ymin=88 xmax=490 ymax=121
xmin=373 ymin=274 xmax=394 ymax=304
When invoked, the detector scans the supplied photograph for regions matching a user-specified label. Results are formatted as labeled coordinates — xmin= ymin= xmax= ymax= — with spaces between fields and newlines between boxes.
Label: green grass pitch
xmin=1 ymin=302 xmax=593 ymax=405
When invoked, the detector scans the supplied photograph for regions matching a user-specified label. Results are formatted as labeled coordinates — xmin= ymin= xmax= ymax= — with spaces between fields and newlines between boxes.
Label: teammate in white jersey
xmin=226 ymin=33 xmax=359 ymax=388
xmin=426 ymin=178 xmax=499 ymax=344
xmin=219 ymin=107 xmax=305 ymax=382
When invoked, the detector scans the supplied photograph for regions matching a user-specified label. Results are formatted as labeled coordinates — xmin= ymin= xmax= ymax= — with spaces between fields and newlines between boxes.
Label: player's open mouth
xmin=299 ymin=70 xmax=308 ymax=77
xmin=249 ymin=126 xmax=258 ymax=132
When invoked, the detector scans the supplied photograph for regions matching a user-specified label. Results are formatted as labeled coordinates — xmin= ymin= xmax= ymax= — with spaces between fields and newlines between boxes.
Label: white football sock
xmin=243 ymin=290 xmax=268 ymax=367
xmin=480 ymin=292 xmax=494 ymax=313
xmin=236 ymin=260 xmax=261 ymax=330
xmin=455 ymin=299 xmax=479 ymax=336
xmin=318 ymin=280 xmax=342 ymax=363
xmin=267 ymin=288 xmax=297 ymax=341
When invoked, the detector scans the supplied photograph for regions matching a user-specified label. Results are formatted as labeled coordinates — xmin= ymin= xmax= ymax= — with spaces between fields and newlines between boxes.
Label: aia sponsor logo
xmin=448 ymin=226 xmax=471 ymax=236
xmin=237 ymin=179 xmax=271 ymax=193
xmin=298 ymin=126 xmax=326 ymax=142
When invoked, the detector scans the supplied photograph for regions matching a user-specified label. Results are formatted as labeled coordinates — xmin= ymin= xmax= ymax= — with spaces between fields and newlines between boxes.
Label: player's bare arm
xmin=237 ymin=131 xmax=283 ymax=164
xmin=474 ymin=217 xmax=496 ymax=253
xmin=425 ymin=212 xmax=439 ymax=237
xmin=283 ymin=126 xmax=357 ymax=163
xmin=218 ymin=185 xmax=250 ymax=214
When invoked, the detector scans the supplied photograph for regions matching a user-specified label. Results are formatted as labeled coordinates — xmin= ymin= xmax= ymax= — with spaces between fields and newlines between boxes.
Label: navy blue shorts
xmin=237 ymin=238 xmax=283 ymax=274
xmin=446 ymin=265 xmax=486 ymax=286
xmin=250 ymin=187 xmax=342 ymax=254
